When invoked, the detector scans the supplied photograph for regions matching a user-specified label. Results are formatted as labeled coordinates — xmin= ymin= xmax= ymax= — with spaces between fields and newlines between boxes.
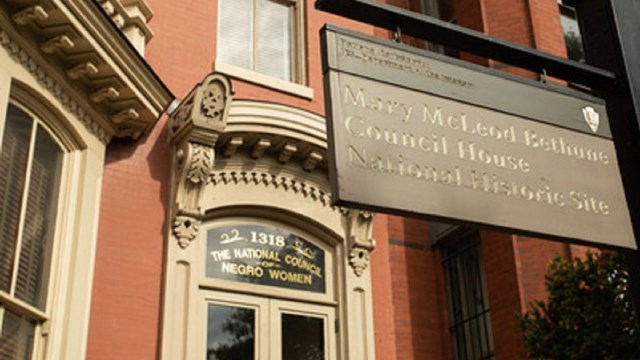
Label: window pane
xmin=443 ymin=235 xmax=494 ymax=360
xmin=282 ymin=314 xmax=325 ymax=360
xmin=0 ymin=105 xmax=33 ymax=294
xmin=257 ymin=0 xmax=292 ymax=81
xmin=0 ymin=310 xmax=36 ymax=360
xmin=14 ymin=126 xmax=62 ymax=309
xmin=559 ymin=5 xmax=585 ymax=63
xmin=207 ymin=304 xmax=255 ymax=360
xmin=218 ymin=0 xmax=253 ymax=71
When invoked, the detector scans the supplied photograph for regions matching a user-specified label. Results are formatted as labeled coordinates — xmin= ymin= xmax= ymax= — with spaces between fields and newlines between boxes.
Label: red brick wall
xmin=481 ymin=231 xmax=525 ymax=359
xmin=87 ymin=1 xmax=376 ymax=358
xmin=87 ymin=121 xmax=170 ymax=360
xmin=371 ymin=215 xmax=398 ymax=359
xmin=86 ymin=0 xmax=577 ymax=359
xmin=372 ymin=217 xmax=451 ymax=360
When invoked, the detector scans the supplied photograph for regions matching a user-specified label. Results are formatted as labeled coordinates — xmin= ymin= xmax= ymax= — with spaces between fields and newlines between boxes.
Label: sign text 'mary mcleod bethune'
xmin=321 ymin=25 xmax=635 ymax=249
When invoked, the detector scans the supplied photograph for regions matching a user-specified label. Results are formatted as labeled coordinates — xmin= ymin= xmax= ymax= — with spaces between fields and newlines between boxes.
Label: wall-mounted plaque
xmin=321 ymin=25 xmax=635 ymax=249
xmin=206 ymin=224 xmax=326 ymax=293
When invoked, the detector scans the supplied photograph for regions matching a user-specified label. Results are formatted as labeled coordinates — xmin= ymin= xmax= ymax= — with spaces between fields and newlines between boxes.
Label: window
xmin=558 ymin=0 xmax=586 ymax=62
xmin=442 ymin=231 xmax=494 ymax=360
xmin=217 ymin=0 xmax=304 ymax=84
xmin=0 ymin=103 xmax=63 ymax=359
xmin=196 ymin=221 xmax=338 ymax=359
xmin=420 ymin=0 xmax=454 ymax=22
xmin=419 ymin=0 xmax=457 ymax=55
xmin=205 ymin=292 xmax=334 ymax=360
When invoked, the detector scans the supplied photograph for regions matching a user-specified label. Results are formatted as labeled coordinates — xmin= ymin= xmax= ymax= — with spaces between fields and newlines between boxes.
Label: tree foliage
xmin=519 ymin=251 xmax=640 ymax=360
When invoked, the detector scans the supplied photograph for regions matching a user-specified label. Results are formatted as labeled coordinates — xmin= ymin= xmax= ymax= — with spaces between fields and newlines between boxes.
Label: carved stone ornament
xmin=173 ymin=215 xmax=200 ymax=249
xmin=346 ymin=210 xmax=376 ymax=276
xmin=349 ymin=247 xmax=371 ymax=277
xmin=169 ymin=73 xmax=233 ymax=248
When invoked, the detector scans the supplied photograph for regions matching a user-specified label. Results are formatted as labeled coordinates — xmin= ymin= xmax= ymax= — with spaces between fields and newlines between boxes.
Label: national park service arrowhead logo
xmin=582 ymin=106 xmax=600 ymax=133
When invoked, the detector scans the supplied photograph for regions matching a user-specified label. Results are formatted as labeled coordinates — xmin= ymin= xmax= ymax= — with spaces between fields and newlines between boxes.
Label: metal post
xmin=573 ymin=0 xmax=640 ymax=337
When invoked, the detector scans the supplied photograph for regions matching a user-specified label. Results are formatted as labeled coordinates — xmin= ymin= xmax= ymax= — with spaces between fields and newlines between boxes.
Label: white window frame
xmin=0 ymin=62 xmax=106 ymax=360
xmin=199 ymin=290 xmax=337 ymax=360
xmin=0 ymin=100 xmax=67 ymax=360
xmin=215 ymin=0 xmax=313 ymax=99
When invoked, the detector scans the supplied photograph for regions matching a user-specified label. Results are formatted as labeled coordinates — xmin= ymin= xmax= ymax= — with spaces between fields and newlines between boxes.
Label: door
xmin=204 ymin=291 xmax=336 ymax=360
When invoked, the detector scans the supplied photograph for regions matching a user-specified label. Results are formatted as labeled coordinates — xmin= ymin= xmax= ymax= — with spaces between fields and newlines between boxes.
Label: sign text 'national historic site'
xmin=321 ymin=25 xmax=635 ymax=248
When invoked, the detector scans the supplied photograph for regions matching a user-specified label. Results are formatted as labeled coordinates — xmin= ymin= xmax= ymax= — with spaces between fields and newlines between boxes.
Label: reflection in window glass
xmin=559 ymin=3 xmax=586 ymax=62
xmin=0 ymin=310 xmax=35 ymax=360
xmin=0 ymin=106 xmax=32 ymax=294
xmin=15 ymin=126 xmax=63 ymax=309
xmin=282 ymin=314 xmax=325 ymax=360
xmin=207 ymin=304 xmax=255 ymax=360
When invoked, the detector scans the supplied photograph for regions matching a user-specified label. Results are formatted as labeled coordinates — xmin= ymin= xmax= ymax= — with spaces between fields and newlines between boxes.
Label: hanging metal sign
xmin=321 ymin=25 xmax=635 ymax=249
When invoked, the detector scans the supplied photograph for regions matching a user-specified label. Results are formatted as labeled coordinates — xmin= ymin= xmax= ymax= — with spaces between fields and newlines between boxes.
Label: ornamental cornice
xmin=0 ymin=0 xmax=172 ymax=142
xmin=216 ymin=100 xmax=330 ymax=173
xmin=210 ymin=170 xmax=336 ymax=210
xmin=0 ymin=29 xmax=108 ymax=143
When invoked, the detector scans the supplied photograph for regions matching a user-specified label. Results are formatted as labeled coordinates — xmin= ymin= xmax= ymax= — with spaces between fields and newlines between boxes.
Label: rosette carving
xmin=169 ymin=73 xmax=233 ymax=248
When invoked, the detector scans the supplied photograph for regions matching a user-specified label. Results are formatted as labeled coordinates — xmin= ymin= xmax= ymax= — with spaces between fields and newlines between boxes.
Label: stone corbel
xmin=169 ymin=73 xmax=233 ymax=248
xmin=346 ymin=210 xmax=376 ymax=276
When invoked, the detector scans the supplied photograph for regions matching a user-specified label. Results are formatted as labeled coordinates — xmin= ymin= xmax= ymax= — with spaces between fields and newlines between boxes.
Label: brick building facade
xmin=0 ymin=0 xmax=620 ymax=359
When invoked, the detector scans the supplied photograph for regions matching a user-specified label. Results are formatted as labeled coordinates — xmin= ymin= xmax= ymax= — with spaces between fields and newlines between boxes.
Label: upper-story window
xmin=419 ymin=0 xmax=456 ymax=54
xmin=217 ymin=0 xmax=305 ymax=84
xmin=420 ymin=0 xmax=454 ymax=22
xmin=558 ymin=0 xmax=586 ymax=62
xmin=0 ymin=103 xmax=63 ymax=360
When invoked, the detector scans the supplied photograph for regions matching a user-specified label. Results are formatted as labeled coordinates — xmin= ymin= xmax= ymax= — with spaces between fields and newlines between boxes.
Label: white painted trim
xmin=216 ymin=62 xmax=314 ymax=99
xmin=0 ymin=53 xmax=106 ymax=360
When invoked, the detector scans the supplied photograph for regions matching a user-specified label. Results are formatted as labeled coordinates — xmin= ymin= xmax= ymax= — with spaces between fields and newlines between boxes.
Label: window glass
xmin=14 ymin=126 xmax=63 ymax=309
xmin=281 ymin=313 xmax=325 ymax=360
xmin=0 ymin=103 xmax=64 ymax=359
xmin=0 ymin=311 xmax=35 ymax=360
xmin=442 ymin=233 xmax=494 ymax=360
xmin=559 ymin=3 xmax=586 ymax=62
xmin=218 ymin=0 xmax=253 ymax=70
xmin=218 ymin=0 xmax=296 ymax=82
xmin=207 ymin=304 xmax=256 ymax=360
xmin=257 ymin=0 xmax=291 ymax=81
xmin=0 ymin=107 xmax=32 ymax=294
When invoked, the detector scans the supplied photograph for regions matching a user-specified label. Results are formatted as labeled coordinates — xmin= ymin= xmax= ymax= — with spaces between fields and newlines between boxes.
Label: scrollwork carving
xmin=185 ymin=143 xmax=213 ymax=184
xmin=169 ymin=73 xmax=232 ymax=249
xmin=345 ymin=210 xmax=376 ymax=277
